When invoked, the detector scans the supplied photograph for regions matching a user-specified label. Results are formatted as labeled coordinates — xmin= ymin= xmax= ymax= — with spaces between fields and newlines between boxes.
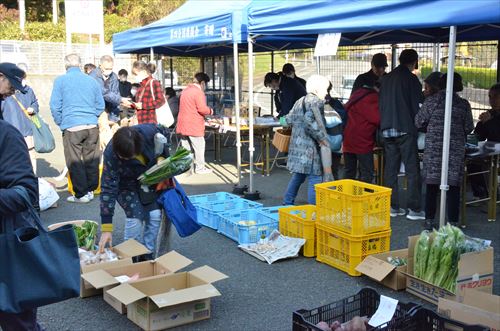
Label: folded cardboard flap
xmin=81 ymin=269 xmax=119 ymax=289
xmin=457 ymin=247 xmax=494 ymax=279
xmin=113 ymin=239 xmax=150 ymax=258
xmin=107 ymin=283 xmax=147 ymax=306
xmin=461 ymin=288 xmax=500 ymax=314
xmin=438 ymin=290 xmax=500 ymax=330
xmin=188 ymin=265 xmax=229 ymax=284
xmin=155 ymin=250 xmax=193 ymax=274
xmin=150 ymin=284 xmax=221 ymax=308
xmin=355 ymin=255 xmax=396 ymax=282
xmin=80 ymin=257 xmax=133 ymax=274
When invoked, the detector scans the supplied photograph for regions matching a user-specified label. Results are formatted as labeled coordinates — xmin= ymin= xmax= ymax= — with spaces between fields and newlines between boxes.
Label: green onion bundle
xmin=139 ymin=148 xmax=193 ymax=185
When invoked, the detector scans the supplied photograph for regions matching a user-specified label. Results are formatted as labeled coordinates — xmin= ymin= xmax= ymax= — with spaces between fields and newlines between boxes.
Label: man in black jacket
xmin=264 ymin=72 xmax=306 ymax=118
xmin=0 ymin=63 xmax=42 ymax=330
xmin=351 ymin=53 xmax=387 ymax=95
xmin=379 ymin=49 xmax=425 ymax=221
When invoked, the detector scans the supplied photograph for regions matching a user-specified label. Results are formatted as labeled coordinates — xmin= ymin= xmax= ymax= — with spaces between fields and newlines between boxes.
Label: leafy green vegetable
xmin=73 ymin=221 xmax=97 ymax=250
xmin=414 ymin=230 xmax=431 ymax=279
xmin=387 ymin=256 xmax=407 ymax=267
xmin=422 ymin=231 xmax=445 ymax=283
xmin=139 ymin=147 xmax=193 ymax=185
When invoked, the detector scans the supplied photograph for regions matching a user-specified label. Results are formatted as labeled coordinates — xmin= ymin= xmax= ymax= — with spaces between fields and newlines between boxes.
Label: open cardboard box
xmin=405 ymin=234 xmax=494 ymax=305
xmin=355 ymin=248 xmax=408 ymax=290
xmin=107 ymin=266 xmax=228 ymax=331
xmin=81 ymin=251 xmax=193 ymax=314
xmin=438 ymin=288 xmax=500 ymax=330
xmin=79 ymin=239 xmax=150 ymax=298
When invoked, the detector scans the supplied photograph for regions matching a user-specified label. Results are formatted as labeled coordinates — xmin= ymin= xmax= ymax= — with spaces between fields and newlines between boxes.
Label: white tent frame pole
xmin=439 ymin=25 xmax=457 ymax=227
xmin=233 ymin=42 xmax=242 ymax=185
xmin=248 ymin=36 xmax=255 ymax=193
xmin=150 ymin=47 xmax=154 ymax=61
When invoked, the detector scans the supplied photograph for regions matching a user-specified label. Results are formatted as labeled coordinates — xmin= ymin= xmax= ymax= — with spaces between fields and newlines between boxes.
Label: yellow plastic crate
xmin=279 ymin=205 xmax=316 ymax=257
xmin=315 ymin=179 xmax=391 ymax=235
xmin=316 ymin=223 xmax=391 ymax=276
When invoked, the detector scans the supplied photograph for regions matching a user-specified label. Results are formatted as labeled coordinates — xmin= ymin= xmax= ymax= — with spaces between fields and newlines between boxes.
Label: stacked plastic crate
xmin=314 ymin=179 xmax=392 ymax=276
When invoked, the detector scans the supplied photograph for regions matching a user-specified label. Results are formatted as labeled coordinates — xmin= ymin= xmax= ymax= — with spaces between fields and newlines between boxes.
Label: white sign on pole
xmin=314 ymin=33 xmax=342 ymax=57
xmin=65 ymin=0 xmax=103 ymax=35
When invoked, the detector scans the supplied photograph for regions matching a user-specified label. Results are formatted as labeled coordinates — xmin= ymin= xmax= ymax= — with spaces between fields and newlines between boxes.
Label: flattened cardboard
xmin=438 ymin=289 xmax=500 ymax=330
xmin=406 ymin=235 xmax=494 ymax=304
xmin=107 ymin=283 xmax=147 ymax=306
xmin=150 ymin=284 xmax=221 ymax=308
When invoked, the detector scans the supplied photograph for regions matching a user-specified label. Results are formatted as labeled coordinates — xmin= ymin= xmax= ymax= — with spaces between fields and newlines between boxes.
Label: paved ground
xmin=32 ymin=134 xmax=499 ymax=331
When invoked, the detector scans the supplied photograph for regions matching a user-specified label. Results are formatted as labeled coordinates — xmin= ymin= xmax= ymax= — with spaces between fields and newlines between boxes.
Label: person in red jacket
xmin=343 ymin=85 xmax=381 ymax=183
xmin=176 ymin=72 xmax=213 ymax=174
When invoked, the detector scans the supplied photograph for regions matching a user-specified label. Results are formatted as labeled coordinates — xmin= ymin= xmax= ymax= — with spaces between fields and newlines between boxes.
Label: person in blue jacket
xmin=0 ymin=63 xmax=42 ymax=331
xmin=1 ymin=77 xmax=40 ymax=174
xmin=89 ymin=55 xmax=131 ymax=123
xmin=98 ymin=124 xmax=170 ymax=260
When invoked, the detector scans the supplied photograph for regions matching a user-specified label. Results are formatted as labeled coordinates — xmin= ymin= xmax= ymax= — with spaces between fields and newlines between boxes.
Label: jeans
xmin=384 ymin=134 xmax=422 ymax=211
xmin=124 ymin=209 xmax=162 ymax=255
xmin=63 ymin=128 xmax=100 ymax=198
xmin=425 ymin=184 xmax=460 ymax=223
xmin=0 ymin=309 xmax=44 ymax=331
xmin=344 ymin=152 xmax=374 ymax=183
xmin=181 ymin=136 xmax=206 ymax=171
xmin=283 ymin=172 xmax=322 ymax=205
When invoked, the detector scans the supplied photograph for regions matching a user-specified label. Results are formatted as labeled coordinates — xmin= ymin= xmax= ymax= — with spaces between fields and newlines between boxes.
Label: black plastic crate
xmin=394 ymin=307 xmax=489 ymax=331
xmin=292 ymin=288 xmax=419 ymax=331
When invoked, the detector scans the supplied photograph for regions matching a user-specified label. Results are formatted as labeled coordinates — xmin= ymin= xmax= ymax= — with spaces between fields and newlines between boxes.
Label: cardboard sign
xmin=314 ymin=33 xmax=341 ymax=57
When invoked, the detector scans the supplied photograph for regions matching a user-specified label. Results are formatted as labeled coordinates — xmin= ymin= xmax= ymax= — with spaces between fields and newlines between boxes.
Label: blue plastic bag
xmin=158 ymin=179 xmax=201 ymax=238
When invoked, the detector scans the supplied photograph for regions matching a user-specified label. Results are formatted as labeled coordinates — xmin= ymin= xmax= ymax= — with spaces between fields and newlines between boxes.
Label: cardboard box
xmin=107 ymin=266 xmax=228 ymax=331
xmin=79 ymin=239 xmax=150 ymax=298
xmin=81 ymin=251 xmax=193 ymax=314
xmin=438 ymin=289 xmax=500 ymax=330
xmin=405 ymin=235 xmax=494 ymax=304
xmin=355 ymin=249 xmax=408 ymax=291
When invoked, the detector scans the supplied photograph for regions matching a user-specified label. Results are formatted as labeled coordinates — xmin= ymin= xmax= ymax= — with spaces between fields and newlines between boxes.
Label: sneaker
xmin=390 ymin=207 xmax=406 ymax=217
xmin=86 ymin=191 xmax=95 ymax=201
xmin=67 ymin=195 xmax=90 ymax=204
xmin=195 ymin=167 xmax=213 ymax=174
xmin=407 ymin=209 xmax=426 ymax=221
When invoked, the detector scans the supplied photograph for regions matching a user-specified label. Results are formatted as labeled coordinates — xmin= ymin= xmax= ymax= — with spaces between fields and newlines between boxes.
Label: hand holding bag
xmin=0 ymin=186 xmax=80 ymax=313
xmin=157 ymin=179 xmax=201 ymax=238
xmin=12 ymin=95 xmax=55 ymax=153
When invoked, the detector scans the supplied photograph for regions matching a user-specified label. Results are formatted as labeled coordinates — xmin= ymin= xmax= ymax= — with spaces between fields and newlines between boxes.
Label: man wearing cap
xmin=379 ymin=49 xmax=425 ymax=221
xmin=0 ymin=63 xmax=42 ymax=330
xmin=351 ymin=53 xmax=388 ymax=94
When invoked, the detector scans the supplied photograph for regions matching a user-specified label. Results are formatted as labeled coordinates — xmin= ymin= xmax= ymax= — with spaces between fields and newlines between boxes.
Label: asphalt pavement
xmin=32 ymin=132 xmax=499 ymax=331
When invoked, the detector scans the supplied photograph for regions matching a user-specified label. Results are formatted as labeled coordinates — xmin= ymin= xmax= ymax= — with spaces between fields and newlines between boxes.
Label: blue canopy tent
xmin=113 ymin=0 xmax=316 ymax=199
xmin=247 ymin=0 xmax=500 ymax=224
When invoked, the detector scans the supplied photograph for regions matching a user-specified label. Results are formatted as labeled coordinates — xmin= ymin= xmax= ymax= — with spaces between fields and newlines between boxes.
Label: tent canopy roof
xmin=247 ymin=0 xmax=500 ymax=44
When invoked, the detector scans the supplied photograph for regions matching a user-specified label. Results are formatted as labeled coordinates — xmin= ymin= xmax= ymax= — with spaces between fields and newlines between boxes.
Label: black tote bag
xmin=0 ymin=186 xmax=80 ymax=313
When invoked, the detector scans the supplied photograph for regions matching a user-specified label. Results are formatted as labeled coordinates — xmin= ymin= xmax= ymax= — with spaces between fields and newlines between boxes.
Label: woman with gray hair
xmin=283 ymin=74 xmax=333 ymax=205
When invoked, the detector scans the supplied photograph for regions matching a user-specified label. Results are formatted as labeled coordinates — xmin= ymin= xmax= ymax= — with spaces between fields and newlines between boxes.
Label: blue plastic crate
xmin=196 ymin=198 xmax=263 ymax=230
xmin=189 ymin=192 xmax=241 ymax=229
xmin=217 ymin=209 xmax=278 ymax=244
xmin=257 ymin=206 xmax=282 ymax=221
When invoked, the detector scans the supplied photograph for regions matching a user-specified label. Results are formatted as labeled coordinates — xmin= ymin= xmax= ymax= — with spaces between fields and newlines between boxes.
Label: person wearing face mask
xmin=176 ymin=72 xmax=214 ymax=174
xmin=49 ymin=54 xmax=105 ymax=204
xmin=118 ymin=69 xmax=133 ymax=98
xmin=1 ymin=74 xmax=40 ymax=174
xmin=351 ymin=53 xmax=388 ymax=95
xmin=282 ymin=63 xmax=306 ymax=88
xmin=131 ymin=60 xmax=166 ymax=125
xmin=89 ymin=55 xmax=130 ymax=124
xmin=264 ymin=72 xmax=306 ymax=118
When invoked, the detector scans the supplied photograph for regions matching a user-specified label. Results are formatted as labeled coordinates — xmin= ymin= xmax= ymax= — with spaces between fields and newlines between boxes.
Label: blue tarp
xmin=248 ymin=0 xmax=500 ymax=44
xmin=112 ymin=0 xmax=315 ymax=55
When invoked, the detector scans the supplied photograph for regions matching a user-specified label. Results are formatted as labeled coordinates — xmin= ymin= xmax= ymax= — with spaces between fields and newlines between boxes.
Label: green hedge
xmin=420 ymin=65 xmax=497 ymax=89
